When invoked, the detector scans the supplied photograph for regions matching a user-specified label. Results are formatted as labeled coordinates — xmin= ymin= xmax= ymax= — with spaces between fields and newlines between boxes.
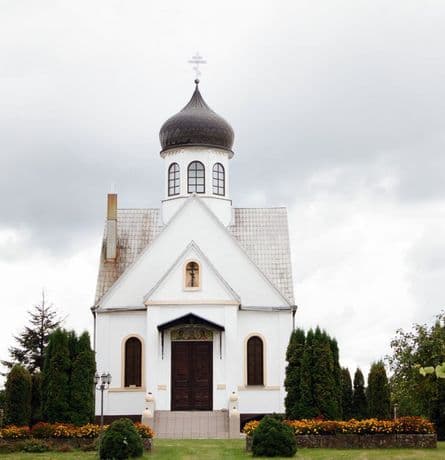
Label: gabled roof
xmin=95 ymin=206 xmax=294 ymax=305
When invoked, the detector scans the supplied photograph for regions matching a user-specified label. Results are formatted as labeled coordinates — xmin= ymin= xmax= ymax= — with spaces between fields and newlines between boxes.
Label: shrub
xmin=134 ymin=422 xmax=154 ymax=439
xmin=76 ymin=423 xmax=102 ymax=439
xmin=0 ymin=426 xmax=30 ymax=439
xmin=21 ymin=439 xmax=50 ymax=453
xmin=245 ymin=417 xmax=435 ymax=437
xmin=31 ymin=422 xmax=56 ymax=438
xmin=52 ymin=423 xmax=77 ymax=438
xmin=5 ymin=365 xmax=32 ymax=426
xmin=242 ymin=420 xmax=260 ymax=436
xmin=99 ymin=418 xmax=143 ymax=459
xmin=252 ymin=416 xmax=297 ymax=457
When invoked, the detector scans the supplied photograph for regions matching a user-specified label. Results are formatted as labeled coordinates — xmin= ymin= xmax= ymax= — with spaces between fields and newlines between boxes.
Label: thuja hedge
xmin=243 ymin=416 xmax=435 ymax=436
xmin=0 ymin=422 xmax=154 ymax=440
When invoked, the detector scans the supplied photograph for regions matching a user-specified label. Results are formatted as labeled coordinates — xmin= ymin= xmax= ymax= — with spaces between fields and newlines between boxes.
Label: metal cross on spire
xmin=188 ymin=52 xmax=206 ymax=81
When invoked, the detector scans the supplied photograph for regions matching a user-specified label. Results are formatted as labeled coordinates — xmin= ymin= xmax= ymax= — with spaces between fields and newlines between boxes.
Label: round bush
xmin=99 ymin=418 xmax=143 ymax=459
xmin=252 ymin=416 xmax=297 ymax=457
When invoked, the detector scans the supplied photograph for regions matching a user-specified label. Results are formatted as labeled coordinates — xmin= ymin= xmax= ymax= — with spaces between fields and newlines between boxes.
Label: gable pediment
xmin=143 ymin=241 xmax=240 ymax=305
xmin=97 ymin=196 xmax=291 ymax=309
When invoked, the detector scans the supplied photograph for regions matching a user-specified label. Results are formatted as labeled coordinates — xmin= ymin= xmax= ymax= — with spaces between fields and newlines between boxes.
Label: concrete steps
xmin=154 ymin=410 xmax=229 ymax=439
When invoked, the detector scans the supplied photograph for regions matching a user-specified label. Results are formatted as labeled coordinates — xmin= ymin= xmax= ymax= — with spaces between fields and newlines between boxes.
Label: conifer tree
xmin=42 ymin=329 xmax=71 ymax=423
xmin=330 ymin=337 xmax=343 ymax=420
xmin=367 ymin=361 xmax=390 ymax=419
xmin=341 ymin=367 xmax=353 ymax=420
xmin=0 ymin=390 xmax=5 ymax=426
xmin=31 ymin=372 xmax=42 ymax=424
xmin=284 ymin=328 xmax=305 ymax=419
xmin=1 ymin=292 xmax=61 ymax=373
xmin=5 ymin=364 xmax=32 ymax=426
xmin=296 ymin=329 xmax=318 ymax=418
xmin=352 ymin=368 xmax=368 ymax=419
xmin=311 ymin=328 xmax=340 ymax=419
xmin=69 ymin=332 xmax=96 ymax=425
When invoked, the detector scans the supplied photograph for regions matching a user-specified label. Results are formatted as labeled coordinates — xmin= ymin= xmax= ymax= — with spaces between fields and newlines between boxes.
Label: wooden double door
xmin=171 ymin=341 xmax=213 ymax=411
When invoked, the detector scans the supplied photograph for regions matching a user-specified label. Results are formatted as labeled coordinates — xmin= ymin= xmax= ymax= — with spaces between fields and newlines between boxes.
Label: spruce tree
xmin=367 ymin=361 xmax=390 ymax=419
xmin=296 ymin=329 xmax=317 ymax=418
xmin=284 ymin=328 xmax=305 ymax=419
xmin=70 ymin=332 xmax=96 ymax=425
xmin=5 ymin=364 xmax=32 ymax=426
xmin=352 ymin=368 xmax=368 ymax=419
xmin=2 ymin=292 xmax=61 ymax=373
xmin=341 ymin=368 xmax=353 ymax=420
xmin=42 ymin=329 xmax=71 ymax=422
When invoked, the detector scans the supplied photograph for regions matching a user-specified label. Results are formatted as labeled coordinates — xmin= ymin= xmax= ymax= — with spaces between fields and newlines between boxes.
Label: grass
xmin=0 ymin=440 xmax=444 ymax=459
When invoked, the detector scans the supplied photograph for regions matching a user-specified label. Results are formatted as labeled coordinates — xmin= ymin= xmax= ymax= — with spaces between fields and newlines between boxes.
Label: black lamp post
xmin=95 ymin=372 xmax=112 ymax=430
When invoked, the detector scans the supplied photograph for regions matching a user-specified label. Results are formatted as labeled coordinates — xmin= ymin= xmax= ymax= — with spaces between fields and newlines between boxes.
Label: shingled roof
xmin=95 ymin=207 xmax=294 ymax=305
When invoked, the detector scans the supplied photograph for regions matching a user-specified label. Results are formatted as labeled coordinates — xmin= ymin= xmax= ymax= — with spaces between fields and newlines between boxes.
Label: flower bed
xmin=0 ymin=421 xmax=154 ymax=453
xmin=244 ymin=417 xmax=437 ymax=450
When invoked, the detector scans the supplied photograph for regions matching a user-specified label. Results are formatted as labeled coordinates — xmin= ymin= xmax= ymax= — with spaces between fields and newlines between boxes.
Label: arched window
xmin=124 ymin=337 xmax=142 ymax=387
xmin=188 ymin=161 xmax=205 ymax=194
xmin=168 ymin=163 xmax=180 ymax=196
xmin=212 ymin=163 xmax=225 ymax=196
xmin=247 ymin=336 xmax=264 ymax=385
xmin=185 ymin=261 xmax=200 ymax=288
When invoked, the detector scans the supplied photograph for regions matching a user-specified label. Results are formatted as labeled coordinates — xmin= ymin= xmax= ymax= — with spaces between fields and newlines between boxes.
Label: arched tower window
xmin=247 ymin=336 xmax=264 ymax=385
xmin=168 ymin=163 xmax=180 ymax=196
xmin=124 ymin=337 xmax=142 ymax=387
xmin=188 ymin=161 xmax=205 ymax=194
xmin=185 ymin=261 xmax=200 ymax=288
xmin=212 ymin=163 xmax=225 ymax=196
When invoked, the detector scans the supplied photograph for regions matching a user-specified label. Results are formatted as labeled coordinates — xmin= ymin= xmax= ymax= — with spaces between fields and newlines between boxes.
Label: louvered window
xmin=124 ymin=337 xmax=142 ymax=387
xmin=247 ymin=336 xmax=264 ymax=385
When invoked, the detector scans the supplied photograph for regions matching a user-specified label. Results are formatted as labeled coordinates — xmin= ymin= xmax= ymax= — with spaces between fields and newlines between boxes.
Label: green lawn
xmin=0 ymin=440 xmax=444 ymax=459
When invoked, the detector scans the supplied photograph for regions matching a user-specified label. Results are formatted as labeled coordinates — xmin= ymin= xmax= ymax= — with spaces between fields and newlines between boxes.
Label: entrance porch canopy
xmin=157 ymin=313 xmax=225 ymax=359
xmin=157 ymin=313 xmax=225 ymax=332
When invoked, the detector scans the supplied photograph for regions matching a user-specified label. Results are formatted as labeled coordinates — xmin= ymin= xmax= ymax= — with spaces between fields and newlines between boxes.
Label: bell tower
xmin=159 ymin=79 xmax=235 ymax=226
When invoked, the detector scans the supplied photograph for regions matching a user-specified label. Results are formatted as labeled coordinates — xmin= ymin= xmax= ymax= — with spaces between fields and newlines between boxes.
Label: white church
xmin=92 ymin=78 xmax=296 ymax=434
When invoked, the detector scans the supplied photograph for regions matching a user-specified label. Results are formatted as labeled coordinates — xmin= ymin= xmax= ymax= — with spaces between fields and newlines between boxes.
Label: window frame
xmin=212 ymin=163 xmax=225 ymax=196
xmin=187 ymin=161 xmax=206 ymax=194
xmin=168 ymin=162 xmax=180 ymax=196
xmin=246 ymin=335 xmax=265 ymax=386
xmin=123 ymin=336 xmax=143 ymax=388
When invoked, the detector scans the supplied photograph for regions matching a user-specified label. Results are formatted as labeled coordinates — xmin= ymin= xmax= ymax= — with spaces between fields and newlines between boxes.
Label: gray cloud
xmin=1 ymin=1 xmax=445 ymax=257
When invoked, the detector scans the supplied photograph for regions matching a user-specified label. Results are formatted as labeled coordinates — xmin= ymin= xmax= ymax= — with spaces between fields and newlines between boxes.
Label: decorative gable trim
xmin=96 ymin=195 xmax=292 ymax=308
xmin=143 ymin=240 xmax=241 ymax=303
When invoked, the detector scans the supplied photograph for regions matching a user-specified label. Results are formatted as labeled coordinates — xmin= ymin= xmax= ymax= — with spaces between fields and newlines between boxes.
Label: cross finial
xmin=188 ymin=52 xmax=206 ymax=82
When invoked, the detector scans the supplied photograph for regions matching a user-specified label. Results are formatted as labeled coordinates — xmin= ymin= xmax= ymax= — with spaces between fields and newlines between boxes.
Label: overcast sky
xmin=1 ymin=0 xmax=445 ymax=385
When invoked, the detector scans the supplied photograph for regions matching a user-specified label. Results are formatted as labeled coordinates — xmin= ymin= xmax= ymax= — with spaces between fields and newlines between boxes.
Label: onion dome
xmin=160 ymin=79 xmax=234 ymax=153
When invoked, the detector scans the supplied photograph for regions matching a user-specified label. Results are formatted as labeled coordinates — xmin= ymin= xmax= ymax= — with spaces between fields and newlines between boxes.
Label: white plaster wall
xmin=145 ymin=304 xmax=236 ymax=411
xmin=161 ymin=147 xmax=232 ymax=225
xmin=95 ymin=310 xmax=146 ymax=416
xmin=236 ymin=310 xmax=293 ymax=414
xmin=99 ymin=197 xmax=288 ymax=309
xmin=95 ymin=305 xmax=292 ymax=416
xmin=147 ymin=245 xmax=238 ymax=303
